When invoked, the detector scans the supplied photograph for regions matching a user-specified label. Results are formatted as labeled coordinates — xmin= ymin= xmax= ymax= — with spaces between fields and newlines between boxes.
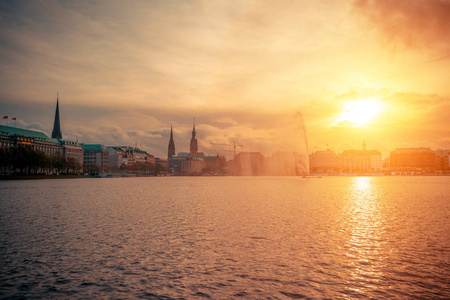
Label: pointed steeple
xmin=51 ymin=93 xmax=62 ymax=139
xmin=362 ymin=141 xmax=367 ymax=151
xmin=168 ymin=124 xmax=175 ymax=159
xmin=190 ymin=118 xmax=198 ymax=158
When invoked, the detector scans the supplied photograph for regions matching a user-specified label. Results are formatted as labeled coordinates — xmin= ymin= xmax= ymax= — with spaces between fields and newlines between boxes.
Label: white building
xmin=82 ymin=144 xmax=109 ymax=173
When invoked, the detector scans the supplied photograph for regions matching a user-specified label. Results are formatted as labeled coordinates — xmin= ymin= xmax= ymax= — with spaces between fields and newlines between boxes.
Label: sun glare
xmin=333 ymin=99 xmax=383 ymax=127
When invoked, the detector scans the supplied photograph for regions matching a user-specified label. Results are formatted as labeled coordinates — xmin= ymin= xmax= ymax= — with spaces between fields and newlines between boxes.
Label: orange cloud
xmin=353 ymin=0 xmax=450 ymax=56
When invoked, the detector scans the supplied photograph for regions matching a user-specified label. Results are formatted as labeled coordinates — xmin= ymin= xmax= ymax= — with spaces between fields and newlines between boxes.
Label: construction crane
xmin=210 ymin=141 xmax=244 ymax=159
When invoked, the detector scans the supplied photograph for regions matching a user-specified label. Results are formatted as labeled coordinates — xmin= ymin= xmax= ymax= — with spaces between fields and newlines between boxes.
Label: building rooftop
xmin=59 ymin=140 xmax=80 ymax=146
xmin=82 ymin=144 xmax=107 ymax=151
xmin=391 ymin=148 xmax=434 ymax=153
xmin=204 ymin=155 xmax=220 ymax=161
xmin=134 ymin=149 xmax=149 ymax=155
xmin=0 ymin=125 xmax=60 ymax=144
xmin=176 ymin=152 xmax=191 ymax=159
xmin=341 ymin=149 xmax=381 ymax=156
xmin=310 ymin=149 xmax=338 ymax=155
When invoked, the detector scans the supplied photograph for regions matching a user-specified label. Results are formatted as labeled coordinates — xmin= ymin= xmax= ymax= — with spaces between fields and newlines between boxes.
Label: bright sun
xmin=333 ymin=99 xmax=383 ymax=127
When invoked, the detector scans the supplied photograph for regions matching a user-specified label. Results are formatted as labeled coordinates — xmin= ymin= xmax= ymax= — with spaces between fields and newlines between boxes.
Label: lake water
xmin=0 ymin=176 xmax=449 ymax=299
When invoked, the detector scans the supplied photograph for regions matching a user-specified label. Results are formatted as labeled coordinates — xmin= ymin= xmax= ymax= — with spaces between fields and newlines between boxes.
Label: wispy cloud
xmin=1 ymin=1 xmax=449 ymax=157
xmin=353 ymin=0 xmax=450 ymax=54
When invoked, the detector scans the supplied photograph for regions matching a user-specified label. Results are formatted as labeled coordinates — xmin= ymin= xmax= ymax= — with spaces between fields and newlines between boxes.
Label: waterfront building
xmin=204 ymin=155 xmax=226 ymax=173
xmin=309 ymin=149 xmax=340 ymax=174
xmin=169 ymin=152 xmax=206 ymax=174
xmin=0 ymin=125 xmax=83 ymax=173
xmin=167 ymin=122 xmax=224 ymax=174
xmin=0 ymin=125 xmax=62 ymax=157
xmin=155 ymin=157 xmax=168 ymax=174
xmin=434 ymin=149 xmax=450 ymax=173
xmin=107 ymin=146 xmax=128 ymax=169
xmin=82 ymin=144 xmax=109 ymax=174
xmin=107 ymin=146 xmax=155 ymax=172
xmin=170 ymin=152 xmax=225 ymax=174
xmin=168 ymin=152 xmax=190 ymax=173
xmin=0 ymin=95 xmax=84 ymax=173
xmin=134 ymin=148 xmax=155 ymax=165
xmin=382 ymin=157 xmax=390 ymax=169
xmin=390 ymin=148 xmax=435 ymax=173
xmin=340 ymin=143 xmax=382 ymax=173
xmin=185 ymin=157 xmax=205 ymax=173
xmin=59 ymin=140 xmax=83 ymax=172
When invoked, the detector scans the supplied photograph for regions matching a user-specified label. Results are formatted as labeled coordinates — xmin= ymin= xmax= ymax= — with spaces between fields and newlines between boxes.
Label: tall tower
xmin=189 ymin=119 xmax=198 ymax=158
xmin=51 ymin=93 xmax=62 ymax=139
xmin=168 ymin=125 xmax=175 ymax=159
xmin=362 ymin=141 xmax=367 ymax=151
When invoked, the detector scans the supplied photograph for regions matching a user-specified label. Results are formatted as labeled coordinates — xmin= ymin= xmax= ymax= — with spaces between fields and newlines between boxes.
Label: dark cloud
xmin=353 ymin=0 xmax=450 ymax=55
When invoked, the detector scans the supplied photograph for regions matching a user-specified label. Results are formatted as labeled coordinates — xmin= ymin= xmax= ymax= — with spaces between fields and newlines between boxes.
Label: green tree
xmin=52 ymin=155 xmax=67 ymax=174
xmin=67 ymin=157 xmax=81 ymax=174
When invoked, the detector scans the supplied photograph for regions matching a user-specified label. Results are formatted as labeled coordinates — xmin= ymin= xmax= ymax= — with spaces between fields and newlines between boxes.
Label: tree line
xmin=0 ymin=145 xmax=81 ymax=175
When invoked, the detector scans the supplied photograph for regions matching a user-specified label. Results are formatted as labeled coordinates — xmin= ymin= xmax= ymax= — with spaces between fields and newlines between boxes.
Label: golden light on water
xmin=333 ymin=99 xmax=384 ymax=127
xmin=344 ymin=177 xmax=387 ymax=294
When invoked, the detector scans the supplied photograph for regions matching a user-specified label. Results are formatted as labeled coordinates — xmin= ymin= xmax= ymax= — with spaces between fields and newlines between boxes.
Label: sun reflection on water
xmin=341 ymin=177 xmax=388 ymax=296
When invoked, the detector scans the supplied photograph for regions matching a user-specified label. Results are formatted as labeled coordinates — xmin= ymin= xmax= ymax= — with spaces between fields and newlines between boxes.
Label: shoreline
xmin=0 ymin=175 xmax=94 ymax=180
xmin=1 ymin=174 xmax=450 ymax=181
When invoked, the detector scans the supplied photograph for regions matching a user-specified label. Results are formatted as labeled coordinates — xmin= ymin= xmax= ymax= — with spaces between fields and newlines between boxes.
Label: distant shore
xmin=0 ymin=174 xmax=94 ymax=181
xmin=1 ymin=173 xmax=450 ymax=181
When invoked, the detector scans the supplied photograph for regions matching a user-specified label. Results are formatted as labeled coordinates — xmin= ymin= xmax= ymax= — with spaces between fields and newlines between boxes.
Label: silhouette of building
xmin=189 ymin=119 xmax=198 ymax=158
xmin=155 ymin=157 xmax=168 ymax=174
xmin=107 ymin=147 xmax=127 ymax=169
xmin=309 ymin=149 xmax=340 ymax=174
xmin=51 ymin=93 xmax=62 ymax=139
xmin=390 ymin=148 xmax=435 ymax=173
xmin=107 ymin=146 xmax=155 ymax=173
xmin=60 ymin=140 xmax=83 ymax=172
xmin=168 ymin=125 xmax=175 ymax=159
xmin=167 ymin=121 xmax=224 ymax=174
xmin=0 ymin=125 xmax=62 ymax=157
xmin=50 ymin=94 xmax=83 ymax=170
xmin=0 ymin=94 xmax=84 ymax=173
xmin=0 ymin=125 xmax=83 ymax=173
xmin=340 ymin=142 xmax=382 ymax=173
xmin=434 ymin=149 xmax=450 ymax=173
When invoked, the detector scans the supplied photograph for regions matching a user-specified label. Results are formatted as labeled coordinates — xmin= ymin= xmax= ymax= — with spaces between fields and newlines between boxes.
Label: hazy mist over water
xmin=1 ymin=177 xmax=449 ymax=299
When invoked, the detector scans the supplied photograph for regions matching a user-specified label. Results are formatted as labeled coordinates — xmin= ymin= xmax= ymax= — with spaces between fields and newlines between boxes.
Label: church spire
xmin=362 ymin=140 xmax=367 ymax=151
xmin=51 ymin=92 xmax=62 ymax=139
xmin=168 ymin=124 xmax=175 ymax=159
xmin=190 ymin=118 xmax=198 ymax=158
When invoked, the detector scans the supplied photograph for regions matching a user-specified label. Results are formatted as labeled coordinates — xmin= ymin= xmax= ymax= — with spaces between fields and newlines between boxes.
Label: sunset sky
xmin=1 ymin=0 xmax=449 ymax=158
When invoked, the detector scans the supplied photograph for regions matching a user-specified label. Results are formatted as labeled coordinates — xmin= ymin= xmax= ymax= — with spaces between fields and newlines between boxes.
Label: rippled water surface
xmin=1 ymin=176 xmax=449 ymax=299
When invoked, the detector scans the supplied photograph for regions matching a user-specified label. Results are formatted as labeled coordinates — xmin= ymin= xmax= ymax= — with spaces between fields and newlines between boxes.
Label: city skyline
xmin=1 ymin=1 xmax=450 ymax=158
